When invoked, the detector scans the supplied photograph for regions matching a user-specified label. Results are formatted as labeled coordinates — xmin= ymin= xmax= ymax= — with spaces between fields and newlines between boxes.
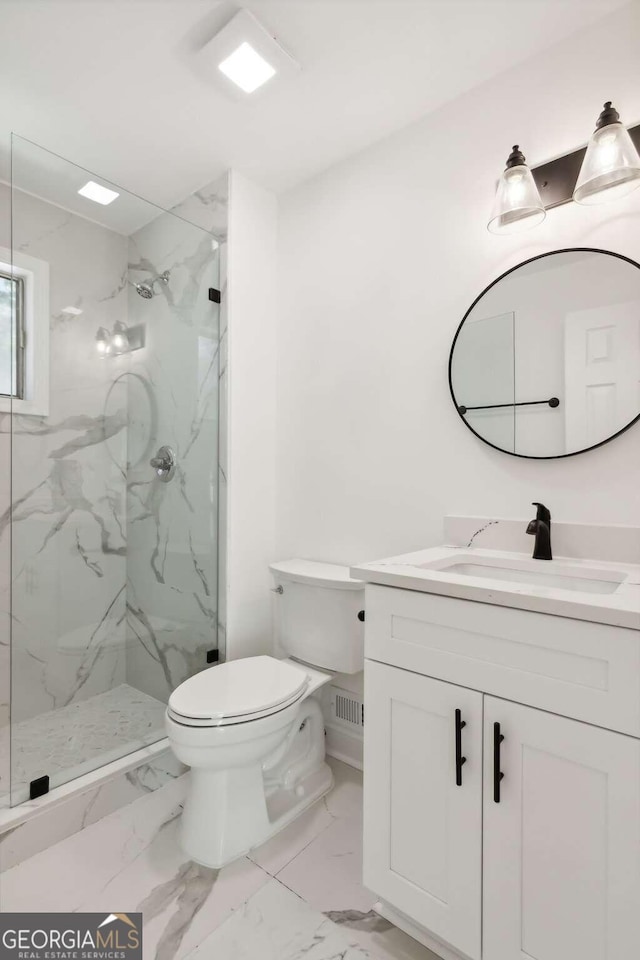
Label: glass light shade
xmin=111 ymin=322 xmax=129 ymax=353
xmin=573 ymin=121 xmax=640 ymax=204
xmin=488 ymin=163 xmax=546 ymax=235
xmin=95 ymin=327 xmax=110 ymax=356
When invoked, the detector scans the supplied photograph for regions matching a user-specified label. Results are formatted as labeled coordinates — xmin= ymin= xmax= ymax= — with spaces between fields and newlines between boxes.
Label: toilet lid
xmin=168 ymin=655 xmax=309 ymax=724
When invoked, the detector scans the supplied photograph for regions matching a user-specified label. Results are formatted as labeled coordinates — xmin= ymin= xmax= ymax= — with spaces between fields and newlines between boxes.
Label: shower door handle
xmin=150 ymin=446 xmax=176 ymax=482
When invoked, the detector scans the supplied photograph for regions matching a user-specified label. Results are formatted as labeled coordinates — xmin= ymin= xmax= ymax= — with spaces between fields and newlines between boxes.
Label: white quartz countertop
xmin=351 ymin=546 xmax=640 ymax=629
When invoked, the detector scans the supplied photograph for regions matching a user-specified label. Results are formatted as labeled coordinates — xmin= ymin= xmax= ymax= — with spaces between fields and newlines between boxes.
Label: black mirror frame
xmin=448 ymin=246 xmax=640 ymax=460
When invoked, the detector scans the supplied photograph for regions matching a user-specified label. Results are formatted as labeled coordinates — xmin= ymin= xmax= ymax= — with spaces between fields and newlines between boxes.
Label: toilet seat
xmin=167 ymin=655 xmax=310 ymax=728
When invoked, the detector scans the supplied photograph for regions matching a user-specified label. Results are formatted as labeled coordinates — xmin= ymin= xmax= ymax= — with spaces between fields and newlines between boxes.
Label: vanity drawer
xmin=365 ymin=584 xmax=640 ymax=736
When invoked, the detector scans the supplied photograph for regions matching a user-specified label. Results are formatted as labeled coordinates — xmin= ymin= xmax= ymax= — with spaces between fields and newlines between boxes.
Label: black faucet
xmin=526 ymin=502 xmax=552 ymax=560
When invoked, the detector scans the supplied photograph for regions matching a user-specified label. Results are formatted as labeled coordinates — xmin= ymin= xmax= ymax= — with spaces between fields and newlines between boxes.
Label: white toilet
xmin=165 ymin=559 xmax=364 ymax=868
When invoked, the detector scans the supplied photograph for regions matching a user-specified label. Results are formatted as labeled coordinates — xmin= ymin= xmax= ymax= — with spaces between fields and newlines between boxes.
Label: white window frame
xmin=0 ymin=245 xmax=49 ymax=417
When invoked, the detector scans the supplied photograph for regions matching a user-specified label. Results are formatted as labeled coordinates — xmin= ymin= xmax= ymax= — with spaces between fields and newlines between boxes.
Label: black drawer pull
xmin=455 ymin=708 xmax=467 ymax=786
xmin=493 ymin=722 xmax=505 ymax=803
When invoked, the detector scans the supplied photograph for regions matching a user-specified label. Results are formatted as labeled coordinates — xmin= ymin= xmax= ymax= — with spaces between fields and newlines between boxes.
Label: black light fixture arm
xmin=531 ymin=118 xmax=640 ymax=209
xmin=458 ymin=397 xmax=560 ymax=415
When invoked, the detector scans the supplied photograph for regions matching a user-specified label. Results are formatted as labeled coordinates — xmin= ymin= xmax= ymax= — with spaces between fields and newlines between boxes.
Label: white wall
xmin=276 ymin=3 xmax=640 ymax=568
xmin=225 ymin=171 xmax=278 ymax=659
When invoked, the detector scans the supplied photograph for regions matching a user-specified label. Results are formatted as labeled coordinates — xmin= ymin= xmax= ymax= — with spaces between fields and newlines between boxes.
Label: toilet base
xmin=177 ymin=693 xmax=334 ymax=869
xmin=263 ymin=760 xmax=333 ymax=842
xmin=180 ymin=760 xmax=333 ymax=869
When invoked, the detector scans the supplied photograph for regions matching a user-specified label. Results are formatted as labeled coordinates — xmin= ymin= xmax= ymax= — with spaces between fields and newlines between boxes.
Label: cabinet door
xmin=483 ymin=697 xmax=640 ymax=960
xmin=363 ymin=661 xmax=483 ymax=960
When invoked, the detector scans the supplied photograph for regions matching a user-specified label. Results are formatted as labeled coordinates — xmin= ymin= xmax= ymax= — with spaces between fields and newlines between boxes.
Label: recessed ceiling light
xmin=78 ymin=180 xmax=119 ymax=205
xmin=196 ymin=9 xmax=300 ymax=100
xmin=218 ymin=42 xmax=276 ymax=93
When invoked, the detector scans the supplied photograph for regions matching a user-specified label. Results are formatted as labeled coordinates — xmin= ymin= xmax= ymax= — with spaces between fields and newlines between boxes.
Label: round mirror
xmin=449 ymin=248 xmax=640 ymax=459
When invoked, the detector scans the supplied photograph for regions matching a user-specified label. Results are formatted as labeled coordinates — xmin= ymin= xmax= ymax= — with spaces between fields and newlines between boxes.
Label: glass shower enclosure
xmin=0 ymin=136 xmax=225 ymax=806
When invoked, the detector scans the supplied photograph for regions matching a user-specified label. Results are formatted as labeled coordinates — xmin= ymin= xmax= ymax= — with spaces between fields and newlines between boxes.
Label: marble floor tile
xmin=0 ymin=776 xmax=270 ymax=960
xmin=183 ymin=877 xmax=372 ymax=960
xmin=277 ymin=813 xmax=373 ymax=913
xmin=0 ymin=750 xmax=182 ymax=871
xmin=1 ymin=757 xmax=441 ymax=960
xmin=91 ymin=831 xmax=268 ymax=960
xmin=325 ymin=755 xmax=366 ymax=819
xmin=0 ymin=777 xmax=189 ymax=913
xmin=328 ymin=911 xmax=443 ymax=960
xmin=274 ymin=759 xmax=440 ymax=960
xmin=248 ymin=794 xmax=335 ymax=876
xmin=138 ymin=862 xmax=221 ymax=960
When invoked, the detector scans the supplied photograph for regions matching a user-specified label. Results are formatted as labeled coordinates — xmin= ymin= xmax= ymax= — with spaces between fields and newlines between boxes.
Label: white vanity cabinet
xmin=362 ymin=584 xmax=640 ymax=960
xmin=363 ymin=662 xmax=483 ymax=959
xmin=483 ymin=697 xmax=640 ymax=960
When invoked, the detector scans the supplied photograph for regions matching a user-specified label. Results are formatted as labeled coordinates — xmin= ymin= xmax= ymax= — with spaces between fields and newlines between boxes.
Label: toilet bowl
xmin=166 ymin=560 xmax=364 ymax=868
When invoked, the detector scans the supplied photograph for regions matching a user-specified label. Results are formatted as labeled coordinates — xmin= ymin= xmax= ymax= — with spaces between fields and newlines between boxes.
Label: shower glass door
xmin=0 ymin=182 xmax=12 ymax=808
xmin=5 ymin=135 xmax=223 ymax=806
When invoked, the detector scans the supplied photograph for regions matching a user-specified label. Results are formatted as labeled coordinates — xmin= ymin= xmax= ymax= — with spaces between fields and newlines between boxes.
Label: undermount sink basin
xmin=419 ymin=556 xmax=625 ymax=594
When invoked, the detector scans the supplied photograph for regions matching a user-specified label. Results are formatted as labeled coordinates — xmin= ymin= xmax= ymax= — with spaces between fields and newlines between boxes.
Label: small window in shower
xmin=0 ymin=247 xmax=50 ymax=416
xmin=0 ymin=270 xmax=24 ymax=398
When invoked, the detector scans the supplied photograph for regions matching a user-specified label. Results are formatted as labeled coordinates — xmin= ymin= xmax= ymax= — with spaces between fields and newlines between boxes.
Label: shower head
xmin=135 ymin=282 xmax=154 ymax=299
xmin=133 ymin=270 xmax=170 ymax=299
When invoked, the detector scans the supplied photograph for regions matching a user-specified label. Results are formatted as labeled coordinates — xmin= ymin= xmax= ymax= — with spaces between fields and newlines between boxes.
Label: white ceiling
xmin=0 ymin=0 xmax=631 ymax=211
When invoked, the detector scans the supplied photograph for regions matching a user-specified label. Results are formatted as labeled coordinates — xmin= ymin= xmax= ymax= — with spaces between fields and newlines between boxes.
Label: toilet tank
xmin=270 ymin=559 xmax=364 ymax=674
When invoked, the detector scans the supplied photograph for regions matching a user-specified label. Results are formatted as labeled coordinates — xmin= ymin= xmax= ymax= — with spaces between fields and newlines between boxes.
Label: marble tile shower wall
xmin=0 ymin=183 xmax=130 ymax=801
xmin=124 ymin=177 xmax=227 ymax=701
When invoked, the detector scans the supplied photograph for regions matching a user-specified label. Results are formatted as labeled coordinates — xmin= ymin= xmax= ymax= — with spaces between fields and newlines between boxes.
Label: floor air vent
xmin=329 ymin=686 xmax=364 ymax=731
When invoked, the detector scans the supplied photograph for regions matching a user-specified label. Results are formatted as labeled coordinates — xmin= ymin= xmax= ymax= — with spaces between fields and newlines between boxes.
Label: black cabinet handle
xmin=455 ymin=709 xmax=467 ymax=786
xmin=493 ymin=722 xmax=505 ymax=803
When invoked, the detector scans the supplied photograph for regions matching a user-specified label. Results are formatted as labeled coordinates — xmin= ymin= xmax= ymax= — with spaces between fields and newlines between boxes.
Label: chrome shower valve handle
xmin=150 ymin=445 xmax=176 ymax=482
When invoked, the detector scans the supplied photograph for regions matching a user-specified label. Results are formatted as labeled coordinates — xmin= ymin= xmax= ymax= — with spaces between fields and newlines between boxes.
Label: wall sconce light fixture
xmin=95 ymin=327 xmax=111 ymax=357
xmin=573 ymin=102 xmax=640 ymax=204
xmin=489 ymin=101 xmax=640 ymax=233
xmin=488 ymin=145 xmax=546 ymax=234
xmin=95 ymin=322 xmax=145 ymax=357
xmin=111 ymin=321 xmax=130 ymax=353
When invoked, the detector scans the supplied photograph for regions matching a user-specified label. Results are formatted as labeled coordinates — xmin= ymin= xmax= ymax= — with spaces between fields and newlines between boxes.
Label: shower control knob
xmin=150 ymin=445 xmax=176 ymax=483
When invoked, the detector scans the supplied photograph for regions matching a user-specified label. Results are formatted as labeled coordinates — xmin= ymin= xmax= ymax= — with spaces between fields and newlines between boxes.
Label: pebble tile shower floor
xmin=0 ymin=758 xmax=441 ymax=960
xmin=0 ymin=684 xmax=167 ymax=806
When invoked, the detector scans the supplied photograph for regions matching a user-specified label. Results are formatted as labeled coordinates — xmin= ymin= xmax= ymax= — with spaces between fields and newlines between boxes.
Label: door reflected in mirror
xmin=449 ymin=248 xmax=640 ymax=458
